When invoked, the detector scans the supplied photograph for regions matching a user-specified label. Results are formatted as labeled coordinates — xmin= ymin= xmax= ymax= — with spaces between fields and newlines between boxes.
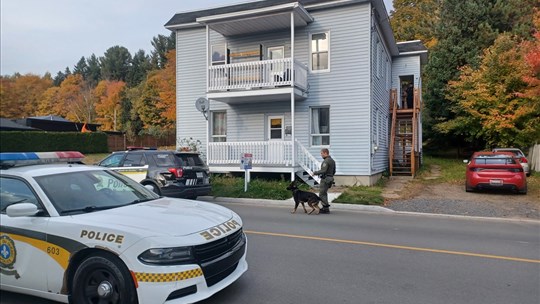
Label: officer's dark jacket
xmin=314 ymin=156 xmax=336 ymax=177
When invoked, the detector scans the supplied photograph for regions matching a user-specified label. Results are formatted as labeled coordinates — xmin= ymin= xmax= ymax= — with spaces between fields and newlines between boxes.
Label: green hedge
xmin=0 ymin=131 xmax=108 ymax=153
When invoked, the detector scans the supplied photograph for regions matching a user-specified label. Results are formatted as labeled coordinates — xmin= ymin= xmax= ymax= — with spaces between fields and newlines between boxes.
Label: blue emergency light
xmin=0 ymin=151 xmax=85 ymax=168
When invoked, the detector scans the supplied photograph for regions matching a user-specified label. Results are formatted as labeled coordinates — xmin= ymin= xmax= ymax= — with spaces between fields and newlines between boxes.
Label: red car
xmin=465 ymin=152 xmax=527 ymax=194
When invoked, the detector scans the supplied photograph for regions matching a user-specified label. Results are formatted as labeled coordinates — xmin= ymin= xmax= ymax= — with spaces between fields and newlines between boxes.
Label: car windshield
xmin=35 ymin=169 xmax=159 ymax=215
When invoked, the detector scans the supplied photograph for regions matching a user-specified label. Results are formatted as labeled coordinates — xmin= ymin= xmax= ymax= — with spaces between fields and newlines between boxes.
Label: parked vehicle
xmin=0 ymin=151 xmax=247 ymax=304
xmin=464 ymin=152 xmax=527 ymax=194
xmin=98 ymin=148 xmax=211 ymax=199
xmin=492 ymin=148 xmax=530 ymax=176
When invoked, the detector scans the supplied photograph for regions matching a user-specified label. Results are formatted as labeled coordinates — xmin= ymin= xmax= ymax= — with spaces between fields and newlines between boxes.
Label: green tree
xmin=390 ymin=0 xmax=441 ymax=49
xmin=127 ymin=49 xmax=152 ymax=87
xmin=443 ymin=33 xmax=540 ymax=148
xmin=53 ymin=67 xmax=71 ymax=86
xmin=100 ymin=46 xmax=132 ymax=82
xmin=123 ymin=85 xmax=144 ymax=142
xmin=73 ymin=57 xmax=89 ymax=79
xmin=150 ymin=32 xmax=176 ymax=69
xmin=423 ymin=0 xmax=537 ymax=148
xmin=86 ymin=54 xmax=101 ymax=87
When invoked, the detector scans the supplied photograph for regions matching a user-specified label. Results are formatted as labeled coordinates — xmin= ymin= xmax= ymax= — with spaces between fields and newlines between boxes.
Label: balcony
xmin=207 ymin=58 xmax=308 ymax=103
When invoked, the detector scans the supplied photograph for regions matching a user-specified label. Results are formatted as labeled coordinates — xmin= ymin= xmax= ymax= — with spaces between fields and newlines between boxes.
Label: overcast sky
xmin=1 ymin=0 xmax=393 ymax=76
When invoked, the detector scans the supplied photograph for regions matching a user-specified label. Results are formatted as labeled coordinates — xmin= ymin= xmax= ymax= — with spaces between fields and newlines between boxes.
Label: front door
xmin=268 ymin=46 xmax=285 ymax=83
xmin=267 ymin=116 xmax=285 ymax=162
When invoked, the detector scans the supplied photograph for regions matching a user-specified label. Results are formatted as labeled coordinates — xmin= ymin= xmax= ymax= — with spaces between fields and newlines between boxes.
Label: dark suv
xmin=97 ymin=148 xmax=211 ymax=199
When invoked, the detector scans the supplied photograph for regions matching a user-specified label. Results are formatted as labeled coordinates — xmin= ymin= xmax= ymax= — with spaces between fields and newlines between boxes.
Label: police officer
xmin=313 ymin=148 xmax=335 ymax=214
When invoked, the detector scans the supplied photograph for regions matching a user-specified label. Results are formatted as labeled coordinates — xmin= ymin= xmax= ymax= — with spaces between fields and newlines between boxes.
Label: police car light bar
xmin=0 ymin=151 xmax=85 ymax=168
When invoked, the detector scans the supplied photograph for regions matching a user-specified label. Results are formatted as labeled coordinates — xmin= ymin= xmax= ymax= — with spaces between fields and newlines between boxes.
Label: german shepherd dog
xmin=287 ymin=181 xmax=321 ymax=215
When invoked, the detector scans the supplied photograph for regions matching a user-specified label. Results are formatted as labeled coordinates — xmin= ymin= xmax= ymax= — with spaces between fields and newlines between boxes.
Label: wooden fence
xmin=106 ymin=133 xmax=176 ymax=152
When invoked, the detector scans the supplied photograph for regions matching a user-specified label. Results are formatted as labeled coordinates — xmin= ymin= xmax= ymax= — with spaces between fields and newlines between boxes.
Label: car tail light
xmin=168 ymin=168 xmax=183 ymax=178
xmin=520 ymin=157 xmax=528 ymax=163
xmin=508 ymin=168 xmax=523 ymax=172
xmin=469 ymin=167 xmax=480 ymax=172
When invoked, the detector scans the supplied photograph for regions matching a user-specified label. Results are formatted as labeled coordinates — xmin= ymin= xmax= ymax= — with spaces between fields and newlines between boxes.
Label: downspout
xmin=290 ymin=10 xmax=296 ymax=181
xmin=369 ymin=5 xmax=374 ymax=178
xmin=205 ymin=25 xmax=210 ymax=164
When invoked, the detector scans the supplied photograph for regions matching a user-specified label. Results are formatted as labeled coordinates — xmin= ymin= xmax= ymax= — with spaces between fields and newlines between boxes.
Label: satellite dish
xmin=195 ymin=97 xmax=209 ymax=120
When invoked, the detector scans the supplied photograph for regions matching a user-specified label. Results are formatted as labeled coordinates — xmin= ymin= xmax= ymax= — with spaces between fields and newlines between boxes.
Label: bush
xmin=0 ymin=131 xmax=108 ymax=153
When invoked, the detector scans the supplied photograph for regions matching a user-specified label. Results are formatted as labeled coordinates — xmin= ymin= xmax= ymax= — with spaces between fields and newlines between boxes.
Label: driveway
xmin=384 ymin=177 xmax=539 ymax=220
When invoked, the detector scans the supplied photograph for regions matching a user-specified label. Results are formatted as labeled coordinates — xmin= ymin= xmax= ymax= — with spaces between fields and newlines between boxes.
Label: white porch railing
xmin=208 ymin=141 xmax=293 ymax=166
xmin=295 ymin=140 xmax=321 ymax=183
xmin=207 ymin=140 xmax=321 ymax=182
xmin=208 ymin=58 xmax=308 ymax=91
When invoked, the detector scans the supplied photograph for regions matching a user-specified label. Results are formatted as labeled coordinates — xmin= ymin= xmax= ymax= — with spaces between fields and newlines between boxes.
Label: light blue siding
xmin=370 ymin=14 xmax=393 ymax=175
xmin=176 ymin=28 xmax=208 ymax=155
xmin=175 ymin=2 xmax=389 ymax=177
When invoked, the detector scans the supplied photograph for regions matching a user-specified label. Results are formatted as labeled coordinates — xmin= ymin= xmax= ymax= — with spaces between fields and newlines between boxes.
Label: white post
xmin=205 ymin=25 xmax=210 ymax=163
xmin=290 ymin=11 xmax=296 ymax=182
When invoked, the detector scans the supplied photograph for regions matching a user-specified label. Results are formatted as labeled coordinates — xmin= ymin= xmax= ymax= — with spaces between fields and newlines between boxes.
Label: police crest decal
xmin=0 ymin=235 xmax=20 ymax=279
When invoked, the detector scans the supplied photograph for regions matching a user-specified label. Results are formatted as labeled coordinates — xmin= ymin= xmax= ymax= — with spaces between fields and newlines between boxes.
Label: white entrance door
xmin=267 ymin=115 xmax=285 ymax=163
xmin=268 ymin=46 xmax=285 ymax=83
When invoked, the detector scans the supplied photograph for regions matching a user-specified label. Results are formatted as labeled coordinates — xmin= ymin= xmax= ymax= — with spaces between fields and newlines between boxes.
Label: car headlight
xmin=138 ymin=247 xmax=195 ymax=265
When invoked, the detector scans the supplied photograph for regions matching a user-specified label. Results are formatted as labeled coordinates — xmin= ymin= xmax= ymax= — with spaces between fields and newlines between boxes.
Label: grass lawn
xmin=83 ymin=153 xmax=110 ymax=165
xmin=83 ymin=153 xmax=538 ymax=203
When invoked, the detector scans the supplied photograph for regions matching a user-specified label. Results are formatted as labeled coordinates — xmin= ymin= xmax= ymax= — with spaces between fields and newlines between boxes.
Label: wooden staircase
xmin=389 ymin=88 xmax=421 ymax=176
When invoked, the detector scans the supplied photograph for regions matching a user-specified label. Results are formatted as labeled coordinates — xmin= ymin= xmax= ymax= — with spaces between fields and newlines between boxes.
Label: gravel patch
xmin=386 ymin=198 xmax=539 ymax=219
xmin=384 ymin=183 xmax=540 ymax=220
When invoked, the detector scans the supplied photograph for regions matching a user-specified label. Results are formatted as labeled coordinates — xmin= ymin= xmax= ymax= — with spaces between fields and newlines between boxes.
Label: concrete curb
xmin=198 ymin=196 xmax=540 ymax=223
xmin=198 ymin=196 xmax=395 ymax=213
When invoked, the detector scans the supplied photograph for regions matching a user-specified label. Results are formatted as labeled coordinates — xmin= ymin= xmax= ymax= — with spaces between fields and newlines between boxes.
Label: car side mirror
xmin=6 ymin=203 xmax=39 ymax=217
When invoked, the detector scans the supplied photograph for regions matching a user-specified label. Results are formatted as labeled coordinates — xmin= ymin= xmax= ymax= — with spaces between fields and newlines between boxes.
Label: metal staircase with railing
xmin=389 ymin=88 xmax=421 ymax=176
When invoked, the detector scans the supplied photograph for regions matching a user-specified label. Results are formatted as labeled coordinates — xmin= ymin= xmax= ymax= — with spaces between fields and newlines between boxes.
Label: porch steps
xmin=296 ymin=169 xmax=319 ymax=188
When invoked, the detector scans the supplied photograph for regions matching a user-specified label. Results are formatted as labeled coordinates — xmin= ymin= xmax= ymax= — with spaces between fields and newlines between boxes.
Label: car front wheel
xmin=72 ymin=253 xmax=138 ymax=304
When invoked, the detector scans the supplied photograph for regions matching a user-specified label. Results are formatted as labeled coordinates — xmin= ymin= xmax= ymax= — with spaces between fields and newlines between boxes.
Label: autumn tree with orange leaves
xmin=442 ymin=11 xmax=540 ymax=148
xmin=94 ymin=80 xmax=126 ymax=131
xmin=0 ymin=74 xmax=53 ymax=118
xmin=133 ymin=49 xmax=176 ymax=133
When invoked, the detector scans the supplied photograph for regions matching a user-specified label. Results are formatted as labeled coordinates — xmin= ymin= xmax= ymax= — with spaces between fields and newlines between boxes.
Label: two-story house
xmin=165 ymin=0 xmax=427 ymax=186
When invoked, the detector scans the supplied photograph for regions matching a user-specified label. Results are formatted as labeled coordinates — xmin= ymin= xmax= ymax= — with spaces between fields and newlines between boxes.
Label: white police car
xmin=0 ymin=152 xmax=247 ymax=303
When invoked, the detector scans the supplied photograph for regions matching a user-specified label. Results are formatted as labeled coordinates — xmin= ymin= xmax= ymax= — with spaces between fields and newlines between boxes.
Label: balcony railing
xmin=208 ymin=58 xmax=308 ymax=92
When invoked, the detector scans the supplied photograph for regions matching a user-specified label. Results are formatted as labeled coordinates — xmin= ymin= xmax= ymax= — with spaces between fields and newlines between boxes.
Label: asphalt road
xmin=3 ymin=203 xmax=539 ymax=304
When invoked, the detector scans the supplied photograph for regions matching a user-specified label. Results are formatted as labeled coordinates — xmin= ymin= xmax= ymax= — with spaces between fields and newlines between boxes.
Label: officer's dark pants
xmin=319 ymin=178 xmax=332 ymax=208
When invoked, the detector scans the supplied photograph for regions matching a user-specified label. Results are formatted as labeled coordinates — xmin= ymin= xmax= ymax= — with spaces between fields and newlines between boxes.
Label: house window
xmin=311 ymin=107 xmax=330 ymax=146
xmin=386 ymin=56 xmax=391 ymax=90
xmin=211 ymin=111 xmax=226 ymax=142
xmin=376 ymin=41 xmax=382 ymax=78
xmin=310 ymin=32 xmax=329 ymax=71
xmin=374 ymin=108 xmax=379 ymax=146
xmin=211 ymin=44 xmax=227 ymax=65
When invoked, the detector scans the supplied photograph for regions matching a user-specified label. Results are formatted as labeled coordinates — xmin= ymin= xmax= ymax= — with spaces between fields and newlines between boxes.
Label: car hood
xmin=75 ymin=197 xmax=234 ymax=237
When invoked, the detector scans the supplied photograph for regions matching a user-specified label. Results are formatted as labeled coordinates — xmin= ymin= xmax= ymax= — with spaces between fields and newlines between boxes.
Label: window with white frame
xmin=374 ymin=108 xmax=379 ymax=146
xmin=311 ymin=107 xmax=330 ymax=146
xmin=386 ymin=56 xmax=391 ymax=90
xmin=310 ymin=32 xmax=329 ymax=71
xmin=211 ymin=44 xmax=227 ymax=65
xmin=376 ymin=41 xmax=382 ymax=78
xmin=211 ymin=111 xmax=226 ymax=142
